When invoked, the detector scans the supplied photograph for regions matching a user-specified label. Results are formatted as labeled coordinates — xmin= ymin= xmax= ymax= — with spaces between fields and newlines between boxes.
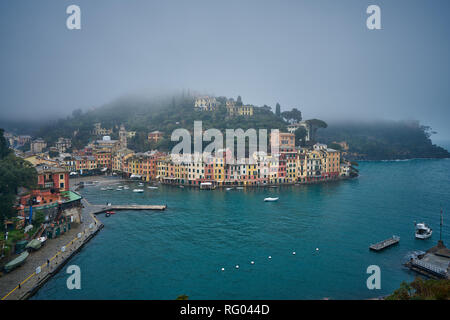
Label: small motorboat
xmin=106 ymin=211 xmax=115 ymax=215
xmin=138 ymin=183 xmax=144 ymax=186
xmin=100 ymin=187 xmax=107 ymax=191
xmin=415 ymin=222 xmax=432 ymax=239
xmin=236 ymin=187 xmax=244 ymax=190
xmin=264 ymin=197 xmax=279 ymax=202
xmin=147 ymin=186 xmax=158 ymax=189
xmin=179 ymin=185 xmax=185 ymax=188
xmin=226 ymin=187 xmax=233 ymax=191
xmin=105 ymin=212 xmax=111 ymax=217
xmin=133 ymin=189 xmax=144 ymax=193
xmin=123 ymin=186 xmax=130 ymax=190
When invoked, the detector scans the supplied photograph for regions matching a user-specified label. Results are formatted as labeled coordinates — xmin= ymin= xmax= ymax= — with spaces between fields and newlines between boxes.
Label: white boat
xmin=415 ymin=222 xmax=432 ymax=239
xmin=100 ymin=188 xmax=107 ymax=191
xmin=138 ymin=183 xmax=144 ymax=186
xmin=123 ymin=186 xmax=130 ymax=190
xmin=264 ymin=197 xmax=279 ymax=202
xmin=236 ymin=187 xmax=244 ymax=190
xmin=37 ymin=236 xmax=47 ymax=245
xmin=133 ymin=189 xmax=144 ymax=193
xmin=226 ymin=187 xmax=233 ymax=191
xmin=147 ymin=186 xmax=158 ymax=189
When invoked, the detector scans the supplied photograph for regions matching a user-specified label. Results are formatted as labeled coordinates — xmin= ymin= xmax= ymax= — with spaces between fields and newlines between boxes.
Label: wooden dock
xmin=369 ymin=236 xmax=400 ymax=251
xmin=89 ymin=204 xmax=167 ymax=215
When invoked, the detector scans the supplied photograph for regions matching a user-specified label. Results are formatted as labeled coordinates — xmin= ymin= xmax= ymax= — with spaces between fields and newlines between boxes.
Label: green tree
xmin=294 ymin=127 xmax=307 ymax=146
xmin=275 ymin=103 xmax=281 ymax=117
xmin=281 ymin=108 xmax=302 ymax=123
xmin=236 ymin=95 xmax=243 ymax=106
xmin=386 ymin=278 xmax=450 ymax=300
xmin=0 ymin=129 xmax=10 ymax=158
xmin=306 ymin=119 xmax=328 ymax=142
xmin=0 ymin=129 xmax=37 ymax=224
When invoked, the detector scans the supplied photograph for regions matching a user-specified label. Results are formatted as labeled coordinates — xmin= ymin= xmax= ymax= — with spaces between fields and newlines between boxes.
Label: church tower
xmin=119 ymin=124 xmax=127 ymax=148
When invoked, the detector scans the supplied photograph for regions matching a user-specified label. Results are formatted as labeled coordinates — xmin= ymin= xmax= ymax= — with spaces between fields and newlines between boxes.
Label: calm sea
xmin=32 ymin=155 xmax=450 ymax=299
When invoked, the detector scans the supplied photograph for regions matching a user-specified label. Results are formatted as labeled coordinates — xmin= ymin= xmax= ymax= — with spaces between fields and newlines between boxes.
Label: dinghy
xmin=4 ymin=251 xmax=29 ymax=273
xmin=264 ymin=197 xmax=279 ymax=202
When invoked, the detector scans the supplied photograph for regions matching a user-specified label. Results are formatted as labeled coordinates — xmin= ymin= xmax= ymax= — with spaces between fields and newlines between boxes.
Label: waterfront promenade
xmin=0 ymin=200 xmax=103 ymax=300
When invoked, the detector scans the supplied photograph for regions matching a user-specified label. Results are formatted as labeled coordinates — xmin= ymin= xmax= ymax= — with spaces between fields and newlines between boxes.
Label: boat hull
xmin=415 ymin=231 xmax=432 ymax=239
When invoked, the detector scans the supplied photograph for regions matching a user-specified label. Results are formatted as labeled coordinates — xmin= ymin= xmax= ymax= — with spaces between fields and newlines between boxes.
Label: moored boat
xmin=26 ymin=239 xmax=42 ymax=251
xmin=133 ymin=189 xmax=144 ymax=193
xmin=4 ymin=251 xmax=29 ymax=273
xmin=38 ymin=236 xmax=47 ymax=245
xmin=415 ymin=222 xmax=432 ymax=239
xmin=264 ymin=197 xmax=279 ymax=202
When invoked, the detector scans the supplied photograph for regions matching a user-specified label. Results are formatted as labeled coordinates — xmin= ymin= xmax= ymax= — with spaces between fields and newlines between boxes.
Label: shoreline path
xmin=0 ymin=185 xmax=105 ymax=300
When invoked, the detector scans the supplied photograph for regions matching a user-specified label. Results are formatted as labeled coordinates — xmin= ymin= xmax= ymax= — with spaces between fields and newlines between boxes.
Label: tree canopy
xmin=0 ymin=129 xmax=37 ymax=224
xmin=281 ymin=108 xmax=302 ymax=123
xmin=294 ymin=127 xmax=307 ymax=146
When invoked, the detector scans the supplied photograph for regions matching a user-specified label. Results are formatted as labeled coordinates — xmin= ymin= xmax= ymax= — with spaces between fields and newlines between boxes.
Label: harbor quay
xmin=0 ymin=203 xmax=103 ymax=300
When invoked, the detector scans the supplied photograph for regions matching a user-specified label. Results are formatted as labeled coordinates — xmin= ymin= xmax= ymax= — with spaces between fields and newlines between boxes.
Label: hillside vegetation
xmin=317 ymin=120 xmax=449 ymax=160
xmin=34 ymin=93 xmax=449 ymax=159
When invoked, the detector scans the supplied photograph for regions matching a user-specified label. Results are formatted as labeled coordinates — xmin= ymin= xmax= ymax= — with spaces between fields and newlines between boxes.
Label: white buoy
xmin=268 ymin=256 xmax=272 ymax=259
xmin=251 ymin=261 xmax=255 ymax=265
xmin=292 ymin=251 xmax=296 ymax=255
xmin=221 ymin=268 xmax=225 ymax=271
xmin=316 ymin=248 xmax=319 ymax=251
xmin=235 ymin=265 xmax=239 ymax=269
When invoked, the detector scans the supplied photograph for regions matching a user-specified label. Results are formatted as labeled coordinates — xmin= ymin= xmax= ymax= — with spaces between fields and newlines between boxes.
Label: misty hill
xmin=317 ymin=120 xmax=450 ymax=160
xmin=35 ymin=93 xmax=287 ymax=151
xmin=32 ymin=93 xmax=449 ymax=160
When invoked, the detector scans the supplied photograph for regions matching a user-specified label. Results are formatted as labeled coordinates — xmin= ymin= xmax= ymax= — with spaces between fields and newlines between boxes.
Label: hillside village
xmin=4 ymin=95 xmax=357 ymax=193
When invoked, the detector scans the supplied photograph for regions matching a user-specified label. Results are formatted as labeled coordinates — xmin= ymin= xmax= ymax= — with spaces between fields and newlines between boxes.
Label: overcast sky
xmin=1 ymin=0 xmax=449 ymax=139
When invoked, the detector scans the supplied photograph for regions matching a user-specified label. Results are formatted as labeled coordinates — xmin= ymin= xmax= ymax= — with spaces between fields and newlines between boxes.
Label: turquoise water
xmin=32 ymin=158 xmax=450 ymax=300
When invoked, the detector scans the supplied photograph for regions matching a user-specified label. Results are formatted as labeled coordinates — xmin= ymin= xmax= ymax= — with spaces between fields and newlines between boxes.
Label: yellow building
xmin=194 ymin=96 xmax=217 ymax=111
xmin=112 ymin=148 xmax=134 ymax=172
xmin=322 ymin=149 xmax=341 ymax=178
xmin=24 ymin=155 xmax=59 ymax=167
xmin=213 ymin=156 xmax=225 ymax=185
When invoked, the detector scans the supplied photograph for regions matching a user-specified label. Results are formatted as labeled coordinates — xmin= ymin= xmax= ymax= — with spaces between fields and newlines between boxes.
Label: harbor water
xmin=32 ymin=157 xmax=450 ymax=299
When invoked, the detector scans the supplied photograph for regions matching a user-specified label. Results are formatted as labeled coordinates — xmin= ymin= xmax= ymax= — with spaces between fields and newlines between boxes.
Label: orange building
xmin=270 ymin=132 xmax=295 ymax=153
xmin=95 ymin=151 xmax=112 ymax=170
